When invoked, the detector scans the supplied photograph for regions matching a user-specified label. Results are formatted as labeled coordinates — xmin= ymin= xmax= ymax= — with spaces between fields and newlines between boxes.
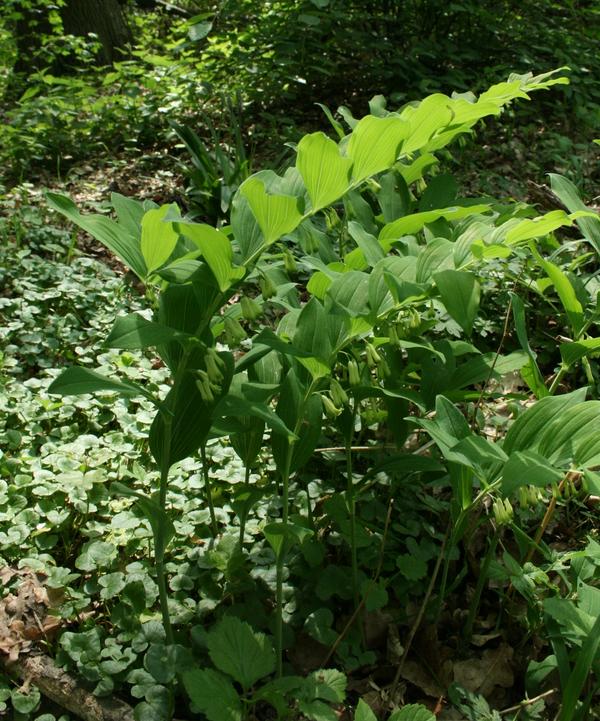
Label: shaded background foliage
xmin=0 ymin=0 xmax=599 ymax=192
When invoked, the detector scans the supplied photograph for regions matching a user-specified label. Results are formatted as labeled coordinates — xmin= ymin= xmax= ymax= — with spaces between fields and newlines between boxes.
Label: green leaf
xmin=106 ymin=313 xmax=181 ymax=349
xmin=216 ymin=393 xmax=296 ymax=440
xmin=537 ymin=400 xmax=600 ymax=466
xmin=207 ymin=616 xmax=275 ymax=690
xmin=263 ymin=521 xmax=313 ymax=558
xmin=179 ymin=223 xmax=245 ymax=291
xmin=46 ymin=192 xmax=147 ymax=279
xmin=558 ymin=612 xmax=600 ymax=721
xmin=48 ymin=367 xmax=154 ymax=402
xmin=448 ymin=351 xmax=528 ymax=390
xmin=560 ymin=337 xmax=600 ymax=367
xmin=501 ymin=451 xmax=563 ymax=495
xmin=141 ymin=205 xmax=180 ymax=274
xmin=435 ymin=395 xmax=471 ymax=442
xmin=434 ymin=270 xmax=480 ymax=336
xmin=11 ymin=688 xmax=40 ymax=714
xmin=183 ymin=668 xmax=242 ymax=721
xmin=549 ymin=173 xmax=600 ymax=255
xmin=402 ymin=93 xmax=454 ymax=154
xmin=355 ymin=699 xmax=377 ymax=721
xmin=510 ymin=293 xmax=548 ymax=398
xmin=396 ymin=553 xmax=428 ymax=581
xmin=110 ymin=192 xmax=146 ymax=237
xmin=305 ymin=668 xmax=346 ymax=703
xmin=379 ymin=204 xmax=491 ymax=243
xmin=293 ymin=298 xmax=333 ymax=364
xmin=506 ymin=209 xmax=596 ymax=245
xmin=389 ymin=704 xmax=435 ymax=721
xmin=144 ymin=644 xmax=189 ymax=684
xmin=75 ymin=540 xmax=117 ymax=571
xmin=502 ymin=389 xmax=588 ymax=455
xmin=149 ymin=352 xmax=234 ymax=468
xmin=298 ymin=699 xmax=337 ymax=721
xmin=531 ymin=246 xmax=584 ymax=336
xmin=347 ymin=221 xmax=385 ymax=267
xmin=112 ymin=482 xmax=175 ymax=559
xmin=297 ymin=132 xmax=353 ymax=211
xmin=347 ymin=115 xmax=409 ymax=182
xmin=241 ymin=177 xmax=302 ymax=244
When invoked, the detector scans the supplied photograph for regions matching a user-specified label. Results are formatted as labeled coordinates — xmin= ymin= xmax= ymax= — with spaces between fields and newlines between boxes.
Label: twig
xmin=389 ymin=522 xmax=450 ymax=700
xmin=500 ymin=688 xmax=557 ymax=715
xmin=321 ymin=498 xmax=394 ymax=667
xmin=4 ymin=653 xmax=134 ymax=721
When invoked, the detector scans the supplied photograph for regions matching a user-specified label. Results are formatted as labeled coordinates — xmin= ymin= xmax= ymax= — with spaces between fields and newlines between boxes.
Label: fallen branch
xmin=5 ymin=653 xmax=134 ymax=721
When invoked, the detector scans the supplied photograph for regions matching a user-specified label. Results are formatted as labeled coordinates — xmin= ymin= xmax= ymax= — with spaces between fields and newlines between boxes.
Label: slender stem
xmin=464 ymin=526 xmax=500 ymax=644
xmin=201 ymin=444 xmax=218 ymax=537
xmin=499 ymin=688 xmax=557 ymax=715
xmin=275 ymin=444 xmax=294 ymax=678
xmin=549 ymin=364 xmax=569 ymax=395
xmin=274 ymin=378 xmax=319 ymax=677
xmin=345 ymin=403 xmax=359 ymax=611
xmin=157 ymin=414 xmax=174 ymax=647
xmin=239 ymin=464 xmax=251 ymax=546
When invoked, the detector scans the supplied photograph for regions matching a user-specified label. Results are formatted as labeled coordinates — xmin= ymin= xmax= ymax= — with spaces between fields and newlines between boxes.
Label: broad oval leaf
xmin=105 ymin=313 xmax=181 ymax=349
xmin=347 ymin=115 xmax=409 ymax=183
xmin=46 ymin=192 xmax=147 ymax=280
xmin=179 ymin=222 xmax=245 ymax=291
xmin=296 ymin=132 xmax=353 ymax=211
xmin=48 ymin=367 xmax=154 ymax=401
xmin=434 ymin=270 xmax=480 ymax=336
xmin=240 ymin=177 xmax=303 ymax=245
xmin=141 ymin=204 xmax=180 ymax=274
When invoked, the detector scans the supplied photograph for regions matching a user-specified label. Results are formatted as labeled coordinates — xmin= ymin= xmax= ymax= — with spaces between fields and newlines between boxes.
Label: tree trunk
xmin=61 ymin=0 xmax=133 ymax=66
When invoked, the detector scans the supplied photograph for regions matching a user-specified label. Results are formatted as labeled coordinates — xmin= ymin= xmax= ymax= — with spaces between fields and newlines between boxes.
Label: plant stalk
xmin=275 ymin=444 xmax=293 ymax=678
xmin=345 ymin=403 xmax=359 ymax=611
xmin=239 ymin=464 xmax=251 ymax=546
xmin=464 ymin=526 xmax=500 ymax=644
xmin=157 ymin=414 xmax=174 ymax=647
xmin=201 ymin=444 xmax=219 ymax=537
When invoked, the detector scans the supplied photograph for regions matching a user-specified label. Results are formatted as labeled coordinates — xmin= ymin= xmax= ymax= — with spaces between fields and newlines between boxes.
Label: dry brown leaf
xmin=398 ymin=659 xmax=446 ymax=698
xmin=453 ymin=643 xmax=514 ymax=697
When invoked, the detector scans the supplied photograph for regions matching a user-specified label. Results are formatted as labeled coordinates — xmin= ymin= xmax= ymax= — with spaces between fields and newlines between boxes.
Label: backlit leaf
xmin=297 ymin=132 xmax=353 ymax=211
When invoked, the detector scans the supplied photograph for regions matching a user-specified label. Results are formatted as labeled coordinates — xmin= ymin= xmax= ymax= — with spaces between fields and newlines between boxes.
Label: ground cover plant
xmin=0 ymin=65 xmax=597 ymax=720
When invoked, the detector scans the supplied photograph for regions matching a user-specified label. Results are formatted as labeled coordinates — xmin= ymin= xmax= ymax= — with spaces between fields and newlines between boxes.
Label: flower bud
xmin=377 ymin=356 xmax=391 ymax=380
xmin=224 ymin=316 xmax=247 ymax=346
xmin=196 ymin=370 xmax=215 ymax=403
xmin=325 ymin=208 xmax=340 ymax=231
xmin=365 ymin=342 xmax=381 ymax=368
xmin=388 ymin=324 xmax=401 ymax=348
xmin=205 ymin=349 xmax=224 ymax=384
xmin=409 ymin=309 xmax=421 ymax=330
xmin=330 ymin=379 xmax=348 ymax=407
xmin=240 ymin=296 xmax=262 ymax=321
xmin=322 ymin=394 xmax=342 ymax=419
xmin=283 ymin=249 xmax=297 ymax=275
xmin=518 ymin=486 xmax=529 ymax=509
xmin=493 ymin=497 xmax=513 ymax=526
xmin=347 ymin=360 xmax=360 ymax=387
xmin=260 ymin=274 xmax=276 ymax=300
